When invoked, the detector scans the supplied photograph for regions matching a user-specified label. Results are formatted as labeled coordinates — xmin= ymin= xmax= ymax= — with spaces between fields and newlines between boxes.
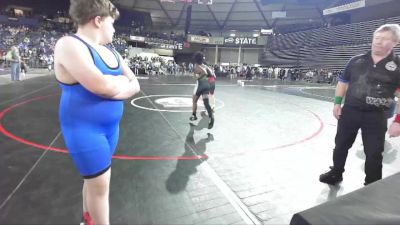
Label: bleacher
xmin=262 ymin=16 xmax=400 ymax=71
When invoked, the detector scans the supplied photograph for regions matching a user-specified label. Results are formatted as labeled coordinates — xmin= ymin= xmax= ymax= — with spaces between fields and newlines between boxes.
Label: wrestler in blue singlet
xmin=59 ymin=35 xmax=123 ymax=178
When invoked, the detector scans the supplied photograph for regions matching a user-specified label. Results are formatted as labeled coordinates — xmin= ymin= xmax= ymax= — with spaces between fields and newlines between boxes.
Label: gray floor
xmin=1 ymin=72 xmax=400 ymax=224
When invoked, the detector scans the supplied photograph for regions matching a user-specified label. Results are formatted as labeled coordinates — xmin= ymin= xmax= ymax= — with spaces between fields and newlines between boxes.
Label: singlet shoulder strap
xmin=69 ymin=34 xmax=96 ymax=63
xmin=69 ymin=35 xmax=120 ymax=70
xmin=70 ymin=34 xmax=93 ymax=49
xmin=105 ymin=44 xmax=121 ymax=67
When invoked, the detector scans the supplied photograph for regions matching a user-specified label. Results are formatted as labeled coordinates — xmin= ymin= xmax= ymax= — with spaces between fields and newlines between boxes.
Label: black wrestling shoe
xmin=189 ymin=114 xmax=198 ymax=121
xmin=319 ymin=167 xmax=343 ymax=185
xmin=208 ymin=117 xmax=214 ymax=129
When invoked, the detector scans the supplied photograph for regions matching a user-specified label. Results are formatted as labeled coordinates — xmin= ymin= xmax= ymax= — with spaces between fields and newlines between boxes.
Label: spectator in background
xmin=20 ymin=60 xmax=27 ymax=80
xmin=9 ymin=46 xmax=21 ymax=81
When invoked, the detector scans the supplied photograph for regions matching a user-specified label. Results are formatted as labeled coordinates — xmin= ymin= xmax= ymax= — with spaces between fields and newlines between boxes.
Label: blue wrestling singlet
xmin=58 ymin=35 xmax=123 ymax=178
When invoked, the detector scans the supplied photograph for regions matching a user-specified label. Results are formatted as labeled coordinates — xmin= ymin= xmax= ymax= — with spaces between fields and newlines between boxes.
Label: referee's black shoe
xmin=319 ymin=167 xmax=343 ymax=185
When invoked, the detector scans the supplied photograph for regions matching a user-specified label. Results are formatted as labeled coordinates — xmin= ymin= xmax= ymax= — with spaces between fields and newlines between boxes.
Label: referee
xmin=320 ymin=24 xmax=400 ymax=186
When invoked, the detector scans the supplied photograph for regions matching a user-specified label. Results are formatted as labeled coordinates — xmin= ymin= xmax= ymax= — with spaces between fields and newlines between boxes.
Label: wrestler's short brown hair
xmin=69 ymin=0 xmax=119 ymax=26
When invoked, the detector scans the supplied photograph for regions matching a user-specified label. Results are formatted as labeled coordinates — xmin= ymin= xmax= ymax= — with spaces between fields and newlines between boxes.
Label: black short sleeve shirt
xmin=338 ymin=51 xmax=400 ymax=110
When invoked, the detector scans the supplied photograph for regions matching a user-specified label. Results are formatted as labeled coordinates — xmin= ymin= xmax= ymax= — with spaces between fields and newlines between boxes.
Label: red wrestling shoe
xmin=81 ymin=212 xmax=94 ymax=225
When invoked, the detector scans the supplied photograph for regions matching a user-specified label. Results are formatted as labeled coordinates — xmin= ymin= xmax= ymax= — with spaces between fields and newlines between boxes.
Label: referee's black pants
xmin=332 ymin=105 xmax=387 ymax=184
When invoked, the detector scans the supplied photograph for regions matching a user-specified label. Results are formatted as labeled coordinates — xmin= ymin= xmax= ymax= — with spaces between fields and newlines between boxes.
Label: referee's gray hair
xmin=374 ymin=24 xmax=400 ymax=43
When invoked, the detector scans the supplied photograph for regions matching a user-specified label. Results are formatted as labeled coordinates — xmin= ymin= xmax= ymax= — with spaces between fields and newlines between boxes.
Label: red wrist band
xmin=395 ymin=114 xmax=400 ymax=123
